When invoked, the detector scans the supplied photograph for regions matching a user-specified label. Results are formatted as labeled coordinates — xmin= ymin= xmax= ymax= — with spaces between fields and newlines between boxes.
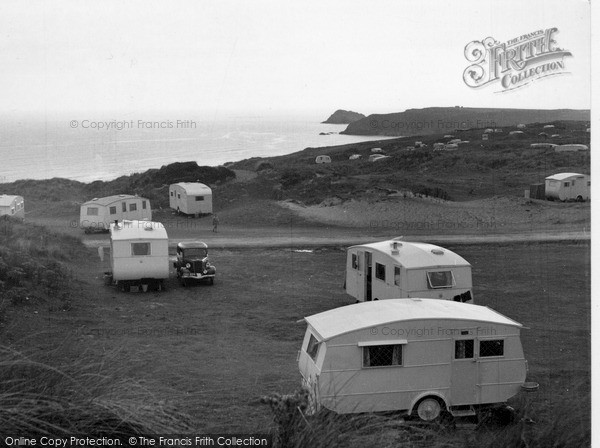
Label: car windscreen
xmin=184 ymin=248 xmax=208 ymax=258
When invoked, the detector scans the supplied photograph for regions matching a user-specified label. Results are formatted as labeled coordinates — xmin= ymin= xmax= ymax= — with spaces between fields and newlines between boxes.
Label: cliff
xmin=341 ymin=107 xmax=591 ymax=136
xmin=322 ymin=109 xmax=366 ymax=124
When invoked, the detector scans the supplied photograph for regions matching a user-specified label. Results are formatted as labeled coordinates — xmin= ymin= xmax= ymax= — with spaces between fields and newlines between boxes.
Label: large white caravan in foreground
xmin=298 ymin=299 xmax=529 ymax=421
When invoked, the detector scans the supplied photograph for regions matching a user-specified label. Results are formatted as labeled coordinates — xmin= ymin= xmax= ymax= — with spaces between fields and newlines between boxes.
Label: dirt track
xmin=81 ymin=227 xmax=590 ymax=249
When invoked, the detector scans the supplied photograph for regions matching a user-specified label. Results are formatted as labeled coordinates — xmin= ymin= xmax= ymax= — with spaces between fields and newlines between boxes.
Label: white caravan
xmin=0 ymin=195 xmax=25 ymax=218
xmin=298 ymin=299 xmax=529 ymax=420
xmin=345 ymin=240 xmax=473 ymax=303
xmin=545 ymin=173 xmax=590 ymax=201
xmin=80 ymin=195 xmax=151 ymax=232
xmin=169 ymin=182 xmax=213 ymax=215
xmin=108 ymin=220 xmax=169 ymax=291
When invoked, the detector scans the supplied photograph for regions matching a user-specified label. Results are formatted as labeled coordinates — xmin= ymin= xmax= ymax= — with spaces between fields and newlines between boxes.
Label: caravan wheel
xmin=416 ymin=397 xmax=443 ymax=422
xmin=576 ymin=195 xmax=584 ymax=202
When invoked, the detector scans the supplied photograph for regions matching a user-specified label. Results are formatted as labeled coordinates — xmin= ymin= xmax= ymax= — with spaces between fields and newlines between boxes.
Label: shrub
xmin=280 ymin=169 xmax=315 ymax=189
xmin=256 ymin=161 xmax=275 ymax=172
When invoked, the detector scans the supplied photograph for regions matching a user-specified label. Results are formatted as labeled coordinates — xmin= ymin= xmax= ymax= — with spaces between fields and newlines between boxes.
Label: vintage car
xmin=173 ymin=241 xmax=216 ymax=286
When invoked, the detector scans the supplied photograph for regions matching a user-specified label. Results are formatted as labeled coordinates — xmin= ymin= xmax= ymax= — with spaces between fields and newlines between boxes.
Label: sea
xmin=0 ymin=113 xmax=393 ymax=183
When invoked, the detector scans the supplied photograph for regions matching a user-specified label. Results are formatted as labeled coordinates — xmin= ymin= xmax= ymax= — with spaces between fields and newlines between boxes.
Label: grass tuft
xmin=0 ymin=346 xmax=195 ymax=436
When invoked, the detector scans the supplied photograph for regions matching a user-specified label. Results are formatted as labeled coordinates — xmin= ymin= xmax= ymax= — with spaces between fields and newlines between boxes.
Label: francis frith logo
xmin=463 ymin=27 xmax=572 ymax=92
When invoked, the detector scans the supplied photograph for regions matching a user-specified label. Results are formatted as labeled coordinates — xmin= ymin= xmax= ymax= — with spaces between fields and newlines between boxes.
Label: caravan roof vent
xmin=119 ymin=194 xmax=126 ymax=197
xmin=431 ymin=249 xmax=444 ymax=255
xmin=92 ymin=198 xmax=98 ymax=201
xmin=143 ymin=223 xmax=154 ymax=231
xmin=390 ymin=241 xmax=402 ymax=254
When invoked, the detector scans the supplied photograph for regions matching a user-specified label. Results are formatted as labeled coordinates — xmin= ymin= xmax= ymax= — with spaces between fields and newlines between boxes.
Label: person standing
xmin=212 ymin=214 xmax=219 ymax=233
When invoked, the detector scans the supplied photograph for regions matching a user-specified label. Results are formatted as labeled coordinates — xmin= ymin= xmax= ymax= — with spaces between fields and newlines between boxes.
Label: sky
xmin=0 ymin=0 xmax=591 ymax=118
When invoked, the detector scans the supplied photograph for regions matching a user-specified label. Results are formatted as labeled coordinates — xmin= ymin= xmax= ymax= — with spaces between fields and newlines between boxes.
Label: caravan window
xmin=375 ymin=263 xmax=386 ymax=281
xmin=455 ymin=340 xmax=474 ymax=359
xmin=131 ymin=242 xmax=151 ymax=256
xmin=363 ymin=345 xmax=402 ymax=367
xmin=142 ymin=201 xmax=147 ymax=209
xmin=351 ymin=254 xmax=359 ymax=270
xmin=306 ymin=334 xmax=320 ymax=361
xmin=480 ymin=340 xmax=504 ymax=357
xmin=87 ymin=207 xmax=99 ymax=216
xmin=109 ymin=206 xmax=117 ymax=215
xmin=195 ymin=196 xmax=204 ymax=201
xmin=170 ymin=192 xmax=174 ymax=197
xmin=122 ymin=202 xmax=127 ymax=212
xmin=563 ymin=182 xmax=570 ymax=187
xmin=130 ymin=203 xmax=137 ymax=212
xmin=426 ymin=271 xmax=454 ymax=289
xmin=177 ymin=194 xmax=181 ymax=199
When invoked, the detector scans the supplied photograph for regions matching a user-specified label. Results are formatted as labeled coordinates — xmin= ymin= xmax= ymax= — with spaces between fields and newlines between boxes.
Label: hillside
xmin=322 ymin=109 xmax=366 ymax=124
xmin=0 ymin=120 xmax=590 ymax=233
xmin=229 ymin=119 xmax=590 ymax=203
xmin=0 ymin=162 xmax=235 ymax=217
xmin=341 ymin=107 xmax=590 ymax=136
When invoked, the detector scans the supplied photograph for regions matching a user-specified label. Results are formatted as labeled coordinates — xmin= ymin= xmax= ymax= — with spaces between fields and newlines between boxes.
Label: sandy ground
xmin=25 ymin=194 xmax=589 ymax=250
xmin=278 ymin=195 xmax=590 ymax=231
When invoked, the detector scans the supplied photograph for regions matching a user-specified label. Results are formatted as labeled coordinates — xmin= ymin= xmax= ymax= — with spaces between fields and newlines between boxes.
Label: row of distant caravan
xmin=79 ymin=182 xmax=212 ymax=232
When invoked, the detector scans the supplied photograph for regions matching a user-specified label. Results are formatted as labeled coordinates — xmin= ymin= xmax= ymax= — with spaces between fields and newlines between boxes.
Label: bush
xmin=280 ymin=169 xmax=315 ymax=189
xmin=415 ymin=186 xmax=452 ymax=200
xmin=256 ymin=161 xmax=275 ymax=171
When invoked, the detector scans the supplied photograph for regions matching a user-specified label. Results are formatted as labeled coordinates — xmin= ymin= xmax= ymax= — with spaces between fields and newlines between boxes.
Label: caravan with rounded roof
xmin=545 ymin=173 xmax=590 ymax=202
xmin=79 ymin=195 xmax=151 ymax=232
xmin=298 ymin=299 xmax=529 ymax=420
xmin=107 ymin=220 xmax=169 ymax=291
xmin=345 ymin=240 xmax=473 ymax=303
xmin=169 ymin=182 xmax=213 ymax=215
xmin=0 ymin=195 xmax=25 ymax=219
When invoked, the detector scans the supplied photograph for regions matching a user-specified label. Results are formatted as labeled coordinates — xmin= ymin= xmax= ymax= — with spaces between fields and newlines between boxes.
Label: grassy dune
xmin=0 ymin=217 xmax=590 ymax=446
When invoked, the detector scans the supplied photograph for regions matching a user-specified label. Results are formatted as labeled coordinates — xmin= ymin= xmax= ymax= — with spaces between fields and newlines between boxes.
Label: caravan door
xmin=450 ymin=338 xmax=479 ymax=405
xmin=355 ymin=251 xmax=365 ymax=301
xmin=365 ymin=251 xmax=373 ymax=301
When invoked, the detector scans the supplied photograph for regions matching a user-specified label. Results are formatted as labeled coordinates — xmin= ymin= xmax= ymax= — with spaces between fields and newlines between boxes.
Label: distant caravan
xmin=169 ymin=182 xmax=213 ymax=215
xmin=545 ymin=173 xmax=590 ymax=202
xmin=80 ymin=195 xmax=151 ymax=233
xmin=0 ymin=195 xmax=25 ymax=219
xmin=345 ymin=240 xmax=473 ymax=303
